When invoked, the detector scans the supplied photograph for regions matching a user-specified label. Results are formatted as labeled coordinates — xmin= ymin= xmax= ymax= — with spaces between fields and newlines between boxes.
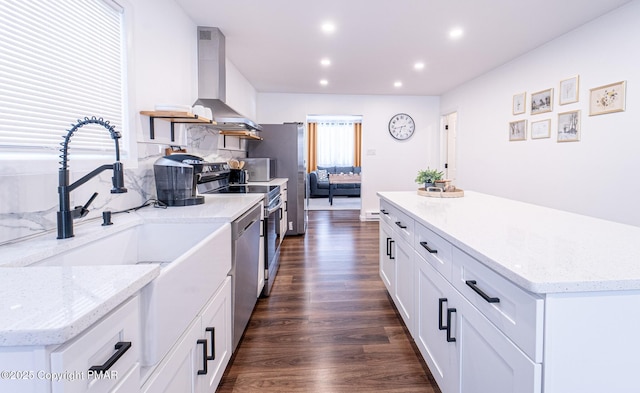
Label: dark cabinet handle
xmin=386 ymin=237 xmax=392 ymax=256
xmin=446 ymin=308 xmax=457 ymax=342
xmin=206 ymin=327 xmax=215 ymax=361
xmin=89 ymin=341 xmax=131 ymax=373
xmin=389 ymin=240 xmax=395 ymax=260
xmin=438 ymin=298 xmax=447 ymax=330
xmin=395 ymin=221 xmax=407 ymax=229
xmin=465 ymin=280 xmax=500 ymax=303
xmin=197 ymin=339 xmax=208 ymax=375
xmin=419 ymin=241 xmax=438 ymax=254
xmin=380 ymin=209 xmax=389 ymax=215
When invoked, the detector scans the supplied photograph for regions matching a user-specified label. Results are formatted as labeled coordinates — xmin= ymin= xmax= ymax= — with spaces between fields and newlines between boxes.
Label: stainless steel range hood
xmin=195 ymin=27 xmax=262 ymax=132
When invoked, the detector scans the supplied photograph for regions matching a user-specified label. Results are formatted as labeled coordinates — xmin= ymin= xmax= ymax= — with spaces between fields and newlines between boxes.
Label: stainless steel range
xmin=185 ymin=156 xmax=283 ymax=299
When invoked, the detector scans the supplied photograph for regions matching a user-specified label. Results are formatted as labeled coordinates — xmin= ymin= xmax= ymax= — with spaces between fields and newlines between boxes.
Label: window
xmin=316 ymin=120 xmax=356 ymax=167
xmin=0 ymin=0 xmax=128 ymax=165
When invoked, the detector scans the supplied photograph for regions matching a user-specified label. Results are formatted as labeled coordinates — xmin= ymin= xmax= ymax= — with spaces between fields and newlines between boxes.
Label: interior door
xmin=442 ymin=112 xmax=457 ymax=182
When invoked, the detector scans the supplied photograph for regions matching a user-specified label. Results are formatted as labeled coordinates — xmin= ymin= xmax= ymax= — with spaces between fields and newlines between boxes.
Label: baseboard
xmin=363 ymin=210 xmax=380 ymax=221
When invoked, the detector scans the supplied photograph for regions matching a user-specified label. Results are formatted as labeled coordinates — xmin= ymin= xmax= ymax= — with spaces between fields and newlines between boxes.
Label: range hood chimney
xmin=195 ymin=27 xmax=262 ymax=132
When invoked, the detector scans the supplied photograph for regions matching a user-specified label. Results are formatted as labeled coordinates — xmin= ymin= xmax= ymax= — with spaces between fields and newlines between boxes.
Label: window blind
xmin=0 ymin=0 xmax=126 ymax=159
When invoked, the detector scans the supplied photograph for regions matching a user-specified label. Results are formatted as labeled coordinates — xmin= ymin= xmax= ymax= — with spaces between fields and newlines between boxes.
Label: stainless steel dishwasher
xmin=230 ymin=202 xmax=262 ymax=351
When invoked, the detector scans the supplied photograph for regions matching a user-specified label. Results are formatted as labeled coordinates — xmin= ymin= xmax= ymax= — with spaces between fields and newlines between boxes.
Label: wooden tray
xmin=417 ymin=187 xmax=464 ymax=198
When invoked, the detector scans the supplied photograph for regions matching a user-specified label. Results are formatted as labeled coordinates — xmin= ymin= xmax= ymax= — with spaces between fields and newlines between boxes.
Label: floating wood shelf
xmin=140 ymin=111 xmax=217 ymax=142
xmin=219 ymin=130 xmax=263 ymax=140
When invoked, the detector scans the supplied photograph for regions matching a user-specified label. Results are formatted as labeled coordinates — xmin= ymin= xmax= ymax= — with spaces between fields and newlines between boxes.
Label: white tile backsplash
xmin=0 ymin=127 xmax=247 ymax=245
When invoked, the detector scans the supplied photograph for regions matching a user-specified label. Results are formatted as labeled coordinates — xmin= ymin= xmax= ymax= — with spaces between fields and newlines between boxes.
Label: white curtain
xmin=316 ymin=121 xmax=355 ymax=167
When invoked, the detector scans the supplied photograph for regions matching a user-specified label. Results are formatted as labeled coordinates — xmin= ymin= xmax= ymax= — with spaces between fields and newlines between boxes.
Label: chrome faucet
xmin=57 ymin=117 xmax=128 ymax=239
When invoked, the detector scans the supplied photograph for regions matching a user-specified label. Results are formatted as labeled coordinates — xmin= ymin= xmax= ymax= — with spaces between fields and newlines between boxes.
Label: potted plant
xmin=415 ymin=168 xmax=444 ymax=189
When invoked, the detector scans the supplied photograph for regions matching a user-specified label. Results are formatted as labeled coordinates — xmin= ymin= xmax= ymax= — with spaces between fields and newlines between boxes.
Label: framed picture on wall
xmin=531 ymin=88 xmax=553 ymax=114
xmin=559 ymin=75 xmax=579 ymax=105
xmin=531 ymin=119 xmax=551 ymax=139
xmin=509 ymin=119 xmax=527 ymax=141
xmin=589 ymin=81 xmax=626 ymax=116
xmin=557 ymin=110 xmax=581 ymax=142
xmin=513 ymin=92 xmax=526 ymax=115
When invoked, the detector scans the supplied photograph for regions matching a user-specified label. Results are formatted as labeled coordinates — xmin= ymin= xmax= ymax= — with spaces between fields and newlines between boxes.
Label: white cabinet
xmin=456 ymin=293 xmax=541 ymax=393
xmin=380 ymin=197 xmax=542 ymax=393
xmin=279 ymin=181 xmax=288 ymax=242
xmin=415 ymin=251 xmax=542 ymax=393
xmin=415 ymin=253 xmax=458 ymax=393
xmin=379 ymin=220 xmax=395 ymax=294
xmin=141 ymin=320 xmax=200 ymax=393
xmin=393 ymin=235 xmax=415 ymax=334
xmin=51 ymin=296 xmax=140 ymax=393
xmin=452 ymin=248 xmax=543 ymax=362
xmin=379 ymin=202 xmax=415 ymax=335
xmin=142 ymin=277 xmax=232 ymax=393
xmin=0 ymin=296 xmax=141 ymax=393
xmin=195 ymin=277 xmax=232 ymax=393
xmin=258 ymin=202 xmax=266 ymax=297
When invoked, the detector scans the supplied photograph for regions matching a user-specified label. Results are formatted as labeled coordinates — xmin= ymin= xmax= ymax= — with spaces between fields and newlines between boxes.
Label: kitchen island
xmin=378 ymin=190 xmax=640 ymax=393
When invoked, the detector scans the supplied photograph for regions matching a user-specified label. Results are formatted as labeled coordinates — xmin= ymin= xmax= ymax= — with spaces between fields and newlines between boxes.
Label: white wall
xmin=441 ymin=1 xmax=640 ymax=226
xmin=226 ymin=60 xmax=258 ymax=120
xmin=257 ymin=93 xmax=441 ymax=218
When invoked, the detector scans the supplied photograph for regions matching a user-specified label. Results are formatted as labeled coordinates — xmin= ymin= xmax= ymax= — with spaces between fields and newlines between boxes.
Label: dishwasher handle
xmin=232 ymin=203 xmax=263 ymax=239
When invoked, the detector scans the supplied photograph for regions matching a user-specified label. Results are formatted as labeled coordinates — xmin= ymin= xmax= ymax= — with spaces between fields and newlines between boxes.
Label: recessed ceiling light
xmin=320 ymin=79 xmax=329 ymax=86
xmin=321 ymin=58 xmax=331 ymax=66
xmin=449 ymin=28 xmax=464 ymax=39
xmin=414 ymin=62 xmax=425 ymax=70
xmin=321 ymin=23 xmax=336 ymax=34
xmin=394 ymin=81 xmax=402 ymax=88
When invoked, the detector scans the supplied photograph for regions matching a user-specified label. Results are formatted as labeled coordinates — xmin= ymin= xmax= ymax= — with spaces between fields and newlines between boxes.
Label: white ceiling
xmin=174 ymin=0 xmax=631 ymax=96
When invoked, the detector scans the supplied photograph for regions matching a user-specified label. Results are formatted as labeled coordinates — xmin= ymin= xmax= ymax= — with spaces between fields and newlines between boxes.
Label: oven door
xmin=263 ymin=197 xmax=283 ymax=296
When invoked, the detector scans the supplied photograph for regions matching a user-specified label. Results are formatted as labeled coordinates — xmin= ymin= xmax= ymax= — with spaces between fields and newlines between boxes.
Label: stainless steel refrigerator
xmin=248 ymin=122 xmax=307 ymax=235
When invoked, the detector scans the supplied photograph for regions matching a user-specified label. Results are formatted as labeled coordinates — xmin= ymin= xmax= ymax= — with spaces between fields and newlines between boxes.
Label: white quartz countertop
xmin=0 ymin=265 xmax=159 ymax=346
xmin=246 ymin=177 xmax=288 ymax=187
xmin=378 ymin=191 xmax=640 ymax=294
xmin=0 ymin=194 xmax=262 ymax=346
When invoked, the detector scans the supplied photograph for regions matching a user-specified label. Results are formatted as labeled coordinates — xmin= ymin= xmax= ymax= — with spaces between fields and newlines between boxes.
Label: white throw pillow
xmin=317 ymin=169 xmax=328 ymax=181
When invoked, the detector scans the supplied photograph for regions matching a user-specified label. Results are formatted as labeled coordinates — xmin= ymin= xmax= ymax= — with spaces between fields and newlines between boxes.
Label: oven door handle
xmin=266 ymin=199 xmax=283 ymax=215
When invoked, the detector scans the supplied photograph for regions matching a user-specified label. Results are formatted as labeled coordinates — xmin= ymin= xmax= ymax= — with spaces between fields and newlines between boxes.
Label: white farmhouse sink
xmin=33 ymin=221 xmax=232 ymax=366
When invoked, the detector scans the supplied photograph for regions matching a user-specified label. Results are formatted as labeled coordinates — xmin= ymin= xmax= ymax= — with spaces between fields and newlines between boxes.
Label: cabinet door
xmin=280 ymin=184 xmax=288 ymax=241
xmin=394 ymin=236 xmax=415 ymax=334
xmin=51 ymin=297 xmax=140 ymax=393
xmin=415 ymin=253 xmax=458 ymax=393
xmin=379 ymin=222 xmax=395 ymax=294
xmin=195 ymin=278 xmax=232 ymax=393
xmin=456 ymin=294 xmax=541 ymax=393
xmin=258 ymin=202 xmax=265 ymax=297
xmin=141 ymin=319 xmax=200 ymax=393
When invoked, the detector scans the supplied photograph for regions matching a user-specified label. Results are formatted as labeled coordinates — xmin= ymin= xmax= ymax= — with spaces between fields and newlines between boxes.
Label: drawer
xmin=391 ymin=207 xmax=414 ymax=245
xmin=379 ymin=199 xmax=396 ymax=227
xmin=414 ymin=222 xmax=452 ymax=280
xmin=452 ymin=248 xmax=543 ymax=362
xmin=51 ymin=296 xmax=140 ymax=393
xmin=380 ymin=199 xmax=414 ymax=243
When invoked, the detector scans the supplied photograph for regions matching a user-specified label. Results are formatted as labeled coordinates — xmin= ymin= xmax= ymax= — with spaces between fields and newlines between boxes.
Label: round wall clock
xmin=388 ymin=113 xmax=415 ymax=140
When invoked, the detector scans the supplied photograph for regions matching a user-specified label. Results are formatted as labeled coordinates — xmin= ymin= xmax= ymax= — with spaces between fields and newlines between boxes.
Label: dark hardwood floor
xmin=217 ymin=210 xmax=441 ymax=393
